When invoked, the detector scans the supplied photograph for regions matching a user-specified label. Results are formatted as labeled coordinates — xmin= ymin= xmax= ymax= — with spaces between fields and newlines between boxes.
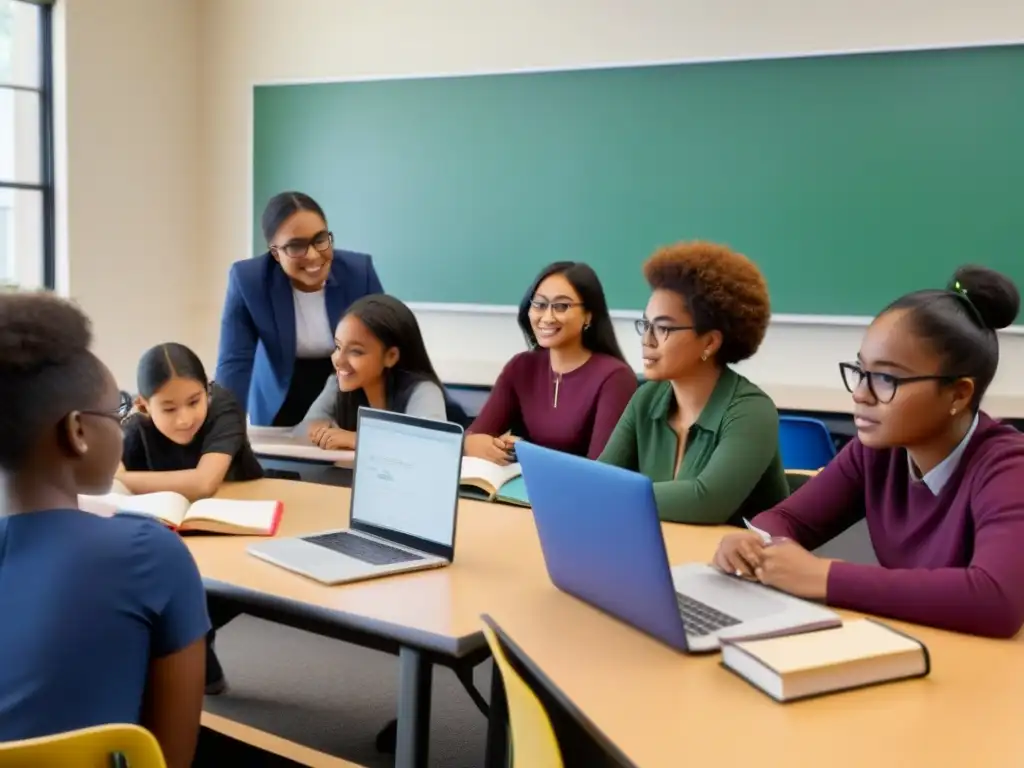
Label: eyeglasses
xmin=634 ymin=318 xmax=693 ymax=343
xmin=80 ymin=390 xmax=134 ymax=423
xmin=838 ymin=362 xmax=965 ymax=405
xmin=271 ymin=231 xmax=334 ymax=260
xmin=529 ymin=299 xmax=583 ymax=316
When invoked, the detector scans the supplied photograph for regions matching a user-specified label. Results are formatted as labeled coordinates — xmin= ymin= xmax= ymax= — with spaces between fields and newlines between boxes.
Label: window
xmin=0 ymin=0 xmax=53 ymax=290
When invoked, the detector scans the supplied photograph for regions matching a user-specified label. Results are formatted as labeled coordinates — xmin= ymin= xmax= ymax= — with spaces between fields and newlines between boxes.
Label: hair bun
xmin=0 ymin=292 xmax=92 ymax=373
xmin=949 ymin=265 xmax=1020 ymax=331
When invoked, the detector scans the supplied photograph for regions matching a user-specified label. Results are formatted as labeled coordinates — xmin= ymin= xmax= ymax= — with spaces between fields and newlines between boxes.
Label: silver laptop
xmin=247 ymin=407 xmax=464 ymax=585
xmin=516 ymin=440 xmax=841 ymax=653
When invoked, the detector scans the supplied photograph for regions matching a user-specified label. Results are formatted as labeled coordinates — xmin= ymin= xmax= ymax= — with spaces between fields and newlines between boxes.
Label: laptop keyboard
xmin=305 ymin=532 xmax=424 ymax=566
xmin=676 ymin=593 xmax=743 ymax=636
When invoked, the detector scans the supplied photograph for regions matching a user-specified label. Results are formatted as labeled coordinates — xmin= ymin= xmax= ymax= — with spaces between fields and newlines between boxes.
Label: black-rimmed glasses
xmin=80 ymin=390 xmax=134 ymax=423
xmin=839 ymin=362 xmax=964 ymax=404
xmin=271 ymin=231 xmax=334 ymax=260
xmin=634 ymin=318 xmax=693 ymax=343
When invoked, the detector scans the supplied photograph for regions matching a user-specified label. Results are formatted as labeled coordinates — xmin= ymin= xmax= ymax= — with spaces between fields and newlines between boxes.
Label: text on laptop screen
xmin=351 ymin=415 xmax=461 ymax=547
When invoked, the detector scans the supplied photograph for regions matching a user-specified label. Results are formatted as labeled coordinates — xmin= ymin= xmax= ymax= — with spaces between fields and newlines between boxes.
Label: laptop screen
xmin=349 ymin=408 xmax=463 ymax=551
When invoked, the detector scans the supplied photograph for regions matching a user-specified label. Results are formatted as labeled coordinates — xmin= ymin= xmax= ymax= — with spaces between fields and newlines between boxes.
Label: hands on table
xmin=465 ymin=432 xmax=519 ymax=465
xmin=712 ymin=530 xmax=832 ymax=600
xmin=306 ymin=421 xmax=356 ymax=451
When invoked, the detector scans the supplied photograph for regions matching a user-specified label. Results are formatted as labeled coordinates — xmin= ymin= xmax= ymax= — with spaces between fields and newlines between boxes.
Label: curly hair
xmin=643 ymin=241 xmax=770 ymax=365
xmin=0 ymin=291 xmax=107 ymax=470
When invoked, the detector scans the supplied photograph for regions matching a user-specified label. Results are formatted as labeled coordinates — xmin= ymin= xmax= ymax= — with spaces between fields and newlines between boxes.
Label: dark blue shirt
xmin=0 ymin=509 xmax=210 ymax=740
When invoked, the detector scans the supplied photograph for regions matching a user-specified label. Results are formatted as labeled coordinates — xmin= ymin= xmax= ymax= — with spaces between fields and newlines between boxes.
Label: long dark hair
xmin=137 ymin=343 xmax=208 ymax=398
xmin=335 ymin=294 xmax=444 ymax=430
xmin=516 ymin=261 xmax=626 ymax=363
xmin=884 ymin=265 xmax=1019 ymax=412
xmin=261 ymin=191 xmax=327 ymax=245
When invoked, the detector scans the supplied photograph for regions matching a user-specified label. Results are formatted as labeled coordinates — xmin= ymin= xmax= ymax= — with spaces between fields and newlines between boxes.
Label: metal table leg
xmin=395 ymin=646 xmax=433 ymax=768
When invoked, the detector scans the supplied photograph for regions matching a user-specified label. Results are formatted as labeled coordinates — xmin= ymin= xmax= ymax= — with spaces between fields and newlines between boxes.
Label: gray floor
xmin=203 ymin=616 xmax=492 ymax=767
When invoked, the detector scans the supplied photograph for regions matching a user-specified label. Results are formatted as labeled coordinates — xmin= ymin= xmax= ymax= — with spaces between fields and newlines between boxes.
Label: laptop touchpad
xmin=673 ymin=565 xmax=785 ymax=621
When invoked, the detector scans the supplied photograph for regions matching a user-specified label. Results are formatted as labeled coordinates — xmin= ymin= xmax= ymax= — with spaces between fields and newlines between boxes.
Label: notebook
xmin=78 ymin=491 xmax=283 ymax=535
xmin=721 ymin=618 xmax=930 ymax=702
xmin=459 ymin=457 xmax=530 ymax=506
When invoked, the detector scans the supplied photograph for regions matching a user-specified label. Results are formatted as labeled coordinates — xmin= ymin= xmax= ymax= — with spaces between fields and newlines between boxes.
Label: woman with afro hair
xmin=599 ymin=241 xmax=787 ymax=525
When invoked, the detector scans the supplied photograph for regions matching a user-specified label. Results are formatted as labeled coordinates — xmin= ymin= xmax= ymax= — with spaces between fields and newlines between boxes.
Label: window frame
xmin=0 ymin=0 xmax=55 ymax=288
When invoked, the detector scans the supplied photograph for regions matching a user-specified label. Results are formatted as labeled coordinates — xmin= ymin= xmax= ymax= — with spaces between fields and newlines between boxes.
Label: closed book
xmin=721 ymin=618 xmax=929 ymax=702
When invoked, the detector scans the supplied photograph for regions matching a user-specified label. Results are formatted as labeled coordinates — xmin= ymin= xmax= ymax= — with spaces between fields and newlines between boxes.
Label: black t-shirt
xmin=121 ymin=383 xmax=264 ymax=482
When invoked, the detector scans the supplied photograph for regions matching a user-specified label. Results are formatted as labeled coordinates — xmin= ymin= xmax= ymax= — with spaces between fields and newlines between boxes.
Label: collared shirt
xmin=598 ymin=367 xmax=788 ymax=525
xmin=908 ymin=412 xmax=980 ymax=495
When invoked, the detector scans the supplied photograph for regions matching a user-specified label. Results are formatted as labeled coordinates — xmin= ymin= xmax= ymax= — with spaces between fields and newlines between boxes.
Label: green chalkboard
xmin=253 ymin=45 xmax=1024 ymax=315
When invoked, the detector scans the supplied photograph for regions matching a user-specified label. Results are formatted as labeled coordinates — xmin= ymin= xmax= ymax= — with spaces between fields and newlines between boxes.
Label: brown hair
xmin=643 ymin=241 xmax=770 ymax=365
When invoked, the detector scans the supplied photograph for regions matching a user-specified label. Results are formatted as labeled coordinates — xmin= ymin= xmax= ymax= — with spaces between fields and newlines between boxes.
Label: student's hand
xmin=753 ymin=540 xmax=832 ymax=600
xmin=712 ymin=532 xmax=766 ymax=579
xmin=307 ymin=420 xmax=333 ymax=446
xmin=315 ymin=428 xmax=351 ymax=451
xmin=465 ymin=433 xmax=513 ymax=465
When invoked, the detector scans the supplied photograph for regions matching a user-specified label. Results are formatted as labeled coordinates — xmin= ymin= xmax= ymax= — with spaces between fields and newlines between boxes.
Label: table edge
xmin=205 ymin=577 xmax=485 ymax=659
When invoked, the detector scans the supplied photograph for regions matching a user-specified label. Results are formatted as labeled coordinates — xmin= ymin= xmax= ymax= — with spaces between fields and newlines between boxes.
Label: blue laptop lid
xmin=516 ymin=441 xmax=689 ymax=651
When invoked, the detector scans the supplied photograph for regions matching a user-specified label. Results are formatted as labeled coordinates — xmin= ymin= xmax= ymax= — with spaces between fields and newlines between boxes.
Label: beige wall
xmin=59 ymin=0 xmax=1024 ymax=396
xmin=55 ymin=0 xmax=202 ymax=387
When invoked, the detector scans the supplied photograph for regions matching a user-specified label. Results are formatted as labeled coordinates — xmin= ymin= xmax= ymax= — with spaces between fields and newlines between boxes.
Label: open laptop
xmin=247 ymin=408 xmax=464 ymax=585
xmin=515 ymin=441 xmax=840 ymax=652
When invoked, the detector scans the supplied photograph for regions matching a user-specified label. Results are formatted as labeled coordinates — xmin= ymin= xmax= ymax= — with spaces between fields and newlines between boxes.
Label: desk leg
xmin=395 ymin=646 xmax=433 ymax=768
xmin=483 ymin=661 xmax=509 ymax=768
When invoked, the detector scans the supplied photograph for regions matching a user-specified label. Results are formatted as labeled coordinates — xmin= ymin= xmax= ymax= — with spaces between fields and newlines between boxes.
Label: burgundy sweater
xmin=469 ymin=350 xmax=637 ymax=459
xmin=753 ymin=413 xmax=1024 ymax=639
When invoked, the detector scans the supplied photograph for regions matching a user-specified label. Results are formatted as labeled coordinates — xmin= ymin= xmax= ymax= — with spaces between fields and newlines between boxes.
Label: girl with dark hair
xmin=121 ymin=342 xmax=264 ymax=698
xmin=0 ymin=293 xmax=207 ymax=768
xmin=715 ymin=265 xmax=1024 ymax=639
xmin=119 ymin=342 xmax=263 ymax=499
xmin=466 ymin=261 xmax=637 ymax=462
xmin=215 ymin=191 xmax=384 ymax=427
xmin=301 ymin=294 xmax=448 ymax=449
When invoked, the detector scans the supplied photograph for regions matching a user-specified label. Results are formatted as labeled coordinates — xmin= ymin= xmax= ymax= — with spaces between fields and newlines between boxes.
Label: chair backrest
xmin=785 ymin=468 xmax=820 ymax=494
xmin=482 ymin=622 xmax=564 ymax=768
xmin=0 ymin=723 xmax=166 ymax=768
xmin=778 ymin=416 xmax=836 ymax=471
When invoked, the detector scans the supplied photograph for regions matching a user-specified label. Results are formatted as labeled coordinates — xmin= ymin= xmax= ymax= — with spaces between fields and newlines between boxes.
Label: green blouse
xmin=597 ymin=368 xmax=788 ymax=525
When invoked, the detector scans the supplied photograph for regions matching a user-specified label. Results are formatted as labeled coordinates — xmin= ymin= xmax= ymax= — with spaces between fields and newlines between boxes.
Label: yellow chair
xmin=785 ymin=468 xmax=820 ymax=494
xmin=0 ymin=723 xmax=166 ymax=768
xmin=482 ymin=618 xmax=564 ymax=768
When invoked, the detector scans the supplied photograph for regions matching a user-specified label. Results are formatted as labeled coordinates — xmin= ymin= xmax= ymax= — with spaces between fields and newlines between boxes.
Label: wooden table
xmin=189 ymin=479 xmax=1023 ymax=768
xmin=189 ymin=479 xmax=553 ymax=768
xmin=486 ymin=525 xmax=1024 ymax=768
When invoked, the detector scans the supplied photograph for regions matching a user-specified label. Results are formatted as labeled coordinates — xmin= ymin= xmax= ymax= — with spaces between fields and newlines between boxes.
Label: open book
xmin=78 ymin=491 xmax=283 ymax=536
xmin=721 ymin=619 xmax=930 ymax=702
xmin=247 ymin=425 xmax=355 ymax=465
xmin=459 ymin=457 xmax=530 ymax=507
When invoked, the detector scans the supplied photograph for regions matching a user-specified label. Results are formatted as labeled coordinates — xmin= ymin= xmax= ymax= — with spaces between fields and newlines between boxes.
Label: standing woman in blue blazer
xmin=216 ymin=192 xmax=384 ymax=426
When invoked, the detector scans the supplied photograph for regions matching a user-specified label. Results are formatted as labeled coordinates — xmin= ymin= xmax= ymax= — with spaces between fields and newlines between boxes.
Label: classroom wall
xmin=196 ymin=0 xmax=1024 ymax=397
xmin=54 ymin=0 xmax=202 ymax=386
xmin=43 ymin=0 xmax=1024 ymax=391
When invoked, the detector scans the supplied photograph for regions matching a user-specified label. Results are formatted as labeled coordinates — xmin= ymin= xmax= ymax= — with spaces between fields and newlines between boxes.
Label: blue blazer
xmin=215 ymin=250 xmax=384 ymax=425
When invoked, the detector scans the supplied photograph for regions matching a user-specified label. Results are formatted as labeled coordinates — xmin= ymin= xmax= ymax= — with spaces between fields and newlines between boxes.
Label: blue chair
xmin=779 ymin=416 xmax=836 ymax=471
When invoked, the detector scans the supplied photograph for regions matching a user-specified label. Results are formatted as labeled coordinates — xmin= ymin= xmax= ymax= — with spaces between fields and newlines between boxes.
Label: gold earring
xmin=701 ymin=351 xmax=709 ymax=361
xmin=950 ymin=407 xmax=957 ymax=416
